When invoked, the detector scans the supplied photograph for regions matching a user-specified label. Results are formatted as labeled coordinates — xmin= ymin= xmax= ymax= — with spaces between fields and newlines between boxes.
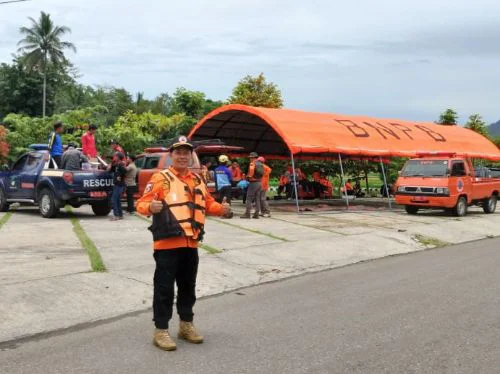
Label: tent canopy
xmin=189 ymin=104 xmax=500 ymax=161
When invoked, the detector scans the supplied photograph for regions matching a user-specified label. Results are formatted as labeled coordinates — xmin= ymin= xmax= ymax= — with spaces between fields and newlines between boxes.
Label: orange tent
xmin=189 ymin=104 xmax=500 ymax=161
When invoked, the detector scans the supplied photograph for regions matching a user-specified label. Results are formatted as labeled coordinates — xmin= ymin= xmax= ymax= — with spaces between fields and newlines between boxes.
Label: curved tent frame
xmin=189 ymin=104 xmax=500 ymax=161
xmin=189 ymin=104 xmax=500 ymax=213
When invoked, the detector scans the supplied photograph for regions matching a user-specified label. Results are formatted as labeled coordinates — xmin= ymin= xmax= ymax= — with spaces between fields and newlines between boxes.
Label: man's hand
xmin=221 ymin=197 xmax=232 ymax=216
xmin=150 ymin=195 xmax=163 ymax=214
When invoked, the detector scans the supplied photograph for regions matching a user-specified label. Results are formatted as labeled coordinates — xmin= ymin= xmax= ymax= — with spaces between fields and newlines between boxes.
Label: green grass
xmin=65 ymin=206 xmax=106 ymax=272
xmin=199 ymin=243 xmax=223 ymax=254
xmin=413 ymin=234 xmax=450 ymax=248
xmin=210 ymin=217 xmax=289 ymax=242
xmin=0 ymin=212 xmax=13 ymax=229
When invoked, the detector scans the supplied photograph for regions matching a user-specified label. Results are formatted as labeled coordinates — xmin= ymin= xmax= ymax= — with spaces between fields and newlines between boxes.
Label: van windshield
xmin=401 ymin=159 xmax=449 ymax=177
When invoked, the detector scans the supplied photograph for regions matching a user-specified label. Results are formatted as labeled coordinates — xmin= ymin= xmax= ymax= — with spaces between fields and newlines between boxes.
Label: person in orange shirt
xmin=341 ymin=178 xmax=354 ymax=195
xmin=257 ymin=157 xmax=272 ymax=217
xmin=136 ymin=135 xmax=231 ymax=351
xmin=277 ymin=174 xmax=289 ymax=197
xmin=312 ymin=170 xmax=322 ymax=198
xmin=230 ymin=161 xmax=243 ymax=186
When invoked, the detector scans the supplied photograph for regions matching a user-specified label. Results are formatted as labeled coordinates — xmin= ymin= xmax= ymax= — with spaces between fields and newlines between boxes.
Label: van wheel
xmin=91 ymin=202 xmax=111 ymax=216
xmin=483 ymin=195 xmax=497 ymax=214
xmin=405 ymin=205 xmax=419 ymax=215
xmin=38 ymin=188 xmax=59 ymax=218
xmin=0 ymin=189 xmax=10 ymax=212
xmin=453 ymin=196 xmax=468 ymax=217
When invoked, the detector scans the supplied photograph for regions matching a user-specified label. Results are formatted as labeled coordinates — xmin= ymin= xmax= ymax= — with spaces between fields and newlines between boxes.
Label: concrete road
xmin=2 ymin=238 xmax=500 ymax=374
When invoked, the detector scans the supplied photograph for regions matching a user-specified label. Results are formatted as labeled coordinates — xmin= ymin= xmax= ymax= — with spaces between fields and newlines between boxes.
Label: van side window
xmin=451 ymin=161 xmax=466 ymax=176
xmin=144 ymin=156 xmax=160 ymax=169
xmin=135 ymin=156 xmax=146 ymax=169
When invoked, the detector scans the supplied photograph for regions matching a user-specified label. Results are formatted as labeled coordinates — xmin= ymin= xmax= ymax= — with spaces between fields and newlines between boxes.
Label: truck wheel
xmin=405 ymin=205 xmax=419 ymax=215
xmin=483 ymin=195 xmax=497 ymax=214
xmin=0 ymin=189 xmax=10 ymax=212
xmin=453 ymin=196 xmax=468 ymax=217
xmin=91 ymin=203 xmax=112 ymax=216
xmin=38 ymin=188 xmax=60 ymax=218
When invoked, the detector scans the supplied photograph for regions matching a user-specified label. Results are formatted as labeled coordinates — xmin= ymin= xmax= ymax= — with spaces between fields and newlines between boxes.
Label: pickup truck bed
xmin=0 ymin=150 xmax=114 ymax=218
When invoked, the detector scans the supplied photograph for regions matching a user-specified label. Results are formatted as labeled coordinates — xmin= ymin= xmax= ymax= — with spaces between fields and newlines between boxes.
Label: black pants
xmin=153 ymin=248 xmax=199 ymax=329
xmin=311 ymin=182 xmax=323 ymax=198
xmin=217 ymin=186 xmax=232 ymax=204
xmin=52 ymin=155 xmax=62 ymax=168
xmin=126 ymin=185 xmax=137 ymax=212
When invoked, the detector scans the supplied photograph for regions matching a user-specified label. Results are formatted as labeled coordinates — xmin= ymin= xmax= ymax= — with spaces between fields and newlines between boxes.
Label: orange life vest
xmin=148 ymin=169 xmax=207 ymax=241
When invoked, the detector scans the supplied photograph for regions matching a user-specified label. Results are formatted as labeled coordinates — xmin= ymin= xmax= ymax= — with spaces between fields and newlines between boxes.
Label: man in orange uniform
xmin=240 ymin=152 xmax=263 ymax=218
xmin=257 ymin=157 xmax=272 ymax=217
xmin=136 ymin=136 xmax=231 ymax=351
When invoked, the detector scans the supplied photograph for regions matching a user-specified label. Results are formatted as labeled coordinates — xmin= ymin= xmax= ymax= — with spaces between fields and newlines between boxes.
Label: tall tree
xmin=17 ymin=11 xmax=76 ymax=117
xmin=0 ymin=57 xmax=74 ymax=118
xmin=170 ymin=87 xmax=206 ymax=119
xmin=228 ymin=73 xmax=283 ymax=108
xmin=465 ymin=114 xmax=488 ymax=137
xmin=437 ymin=108 xmax=458 ymax=126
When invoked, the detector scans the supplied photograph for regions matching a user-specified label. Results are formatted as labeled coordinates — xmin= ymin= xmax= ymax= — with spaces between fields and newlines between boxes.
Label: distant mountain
xmin=489 ymin=120 xmax=500 ymax=136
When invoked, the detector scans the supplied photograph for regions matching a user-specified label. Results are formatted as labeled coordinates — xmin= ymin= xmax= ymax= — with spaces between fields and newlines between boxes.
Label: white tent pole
xmin=379 ymin=156 xmax=392 ymax=210
xmin=338 ymin=153 xmax=349 ymax=209
xmin=290 ymin=152 xmax=300 ymax=214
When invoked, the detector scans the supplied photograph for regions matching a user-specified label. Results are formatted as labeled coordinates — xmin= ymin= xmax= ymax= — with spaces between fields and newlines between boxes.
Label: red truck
xmin=394 ymin=153 xmax=500 ymax=216
xmin=134 ymin=144 xmax=243 ymax=197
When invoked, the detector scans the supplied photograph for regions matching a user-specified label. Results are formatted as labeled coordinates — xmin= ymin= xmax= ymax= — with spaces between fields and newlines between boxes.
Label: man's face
xmin=90 ymin=129 xmax=96 ymax=135
xmin=171 ymin=147 xmax=192 ymax=170
xmin=232 ymin=162 xmax=238 ymax=168
xmin=56 ymin=126 xmax=63 ymax=133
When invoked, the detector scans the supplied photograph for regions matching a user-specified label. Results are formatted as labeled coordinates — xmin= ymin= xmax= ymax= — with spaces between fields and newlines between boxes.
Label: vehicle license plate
xmin=90 ymin=191 xmax=107 ymax=197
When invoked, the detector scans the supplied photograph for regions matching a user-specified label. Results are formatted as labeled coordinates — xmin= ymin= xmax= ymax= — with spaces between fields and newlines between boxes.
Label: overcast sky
xmin=1 ymin=0 xmax=499 ymax=124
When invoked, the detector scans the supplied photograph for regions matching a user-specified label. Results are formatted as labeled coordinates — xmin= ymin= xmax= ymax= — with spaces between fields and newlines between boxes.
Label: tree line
xmin=1 ymin=11 xmax=498 ymax=171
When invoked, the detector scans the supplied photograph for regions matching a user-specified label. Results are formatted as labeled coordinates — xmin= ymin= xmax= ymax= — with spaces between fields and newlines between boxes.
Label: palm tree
xmin=17 ymin=11 xmax=76 ymax=117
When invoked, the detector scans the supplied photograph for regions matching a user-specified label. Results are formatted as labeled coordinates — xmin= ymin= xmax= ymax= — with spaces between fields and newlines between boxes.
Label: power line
xmin=0 ymin=0 xmax=32 ymax=4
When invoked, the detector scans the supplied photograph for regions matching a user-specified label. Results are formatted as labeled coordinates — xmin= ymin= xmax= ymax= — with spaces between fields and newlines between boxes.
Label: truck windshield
xmin=401 ymin=159 xmax=449 ymax=177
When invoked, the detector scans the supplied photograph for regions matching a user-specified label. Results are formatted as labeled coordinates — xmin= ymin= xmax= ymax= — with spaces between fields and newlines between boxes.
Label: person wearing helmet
xmin=214 ymin=154 xmax=233 ymax=207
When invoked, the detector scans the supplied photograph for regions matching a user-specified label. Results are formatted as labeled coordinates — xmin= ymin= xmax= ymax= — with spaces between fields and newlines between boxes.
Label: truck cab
xmin=394 ymin=153 xmax=499 ymax=216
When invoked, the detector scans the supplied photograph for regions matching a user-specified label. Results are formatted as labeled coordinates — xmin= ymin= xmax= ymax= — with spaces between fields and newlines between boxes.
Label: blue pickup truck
xmin=0 ymin=146 xmax=114 ymax=218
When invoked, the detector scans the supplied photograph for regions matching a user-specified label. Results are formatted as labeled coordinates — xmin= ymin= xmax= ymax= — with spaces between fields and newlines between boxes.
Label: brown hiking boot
xmin=153 ymin=329 xmax=177 ymax=351
xmin=178 ymin=321 xmax=204 ymax=344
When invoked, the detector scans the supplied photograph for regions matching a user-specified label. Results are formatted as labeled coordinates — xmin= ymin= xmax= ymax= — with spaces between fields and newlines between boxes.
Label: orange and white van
xmin=394 ymin=153 xmax=500 ymax=216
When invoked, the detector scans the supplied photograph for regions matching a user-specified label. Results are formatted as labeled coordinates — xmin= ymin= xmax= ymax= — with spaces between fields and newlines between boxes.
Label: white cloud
xmin=0 ymin=0 xmax=499 ymax=123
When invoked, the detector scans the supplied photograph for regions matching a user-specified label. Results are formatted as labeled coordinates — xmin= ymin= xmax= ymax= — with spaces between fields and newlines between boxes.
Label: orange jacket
xmin=136 ymin=166 xmax=223 ymax=250
xmin=247 ymin=161 xmax=261 ymax=182
xmin=320 ymin=177 xmax=332 ymax=188
xmin=231 ymin=165 xmax=243 ymax=182
xmin=261 ymin=164 xmax=272 ymax=191
xmin=279 ymin=175 xmax=288 ymax=186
